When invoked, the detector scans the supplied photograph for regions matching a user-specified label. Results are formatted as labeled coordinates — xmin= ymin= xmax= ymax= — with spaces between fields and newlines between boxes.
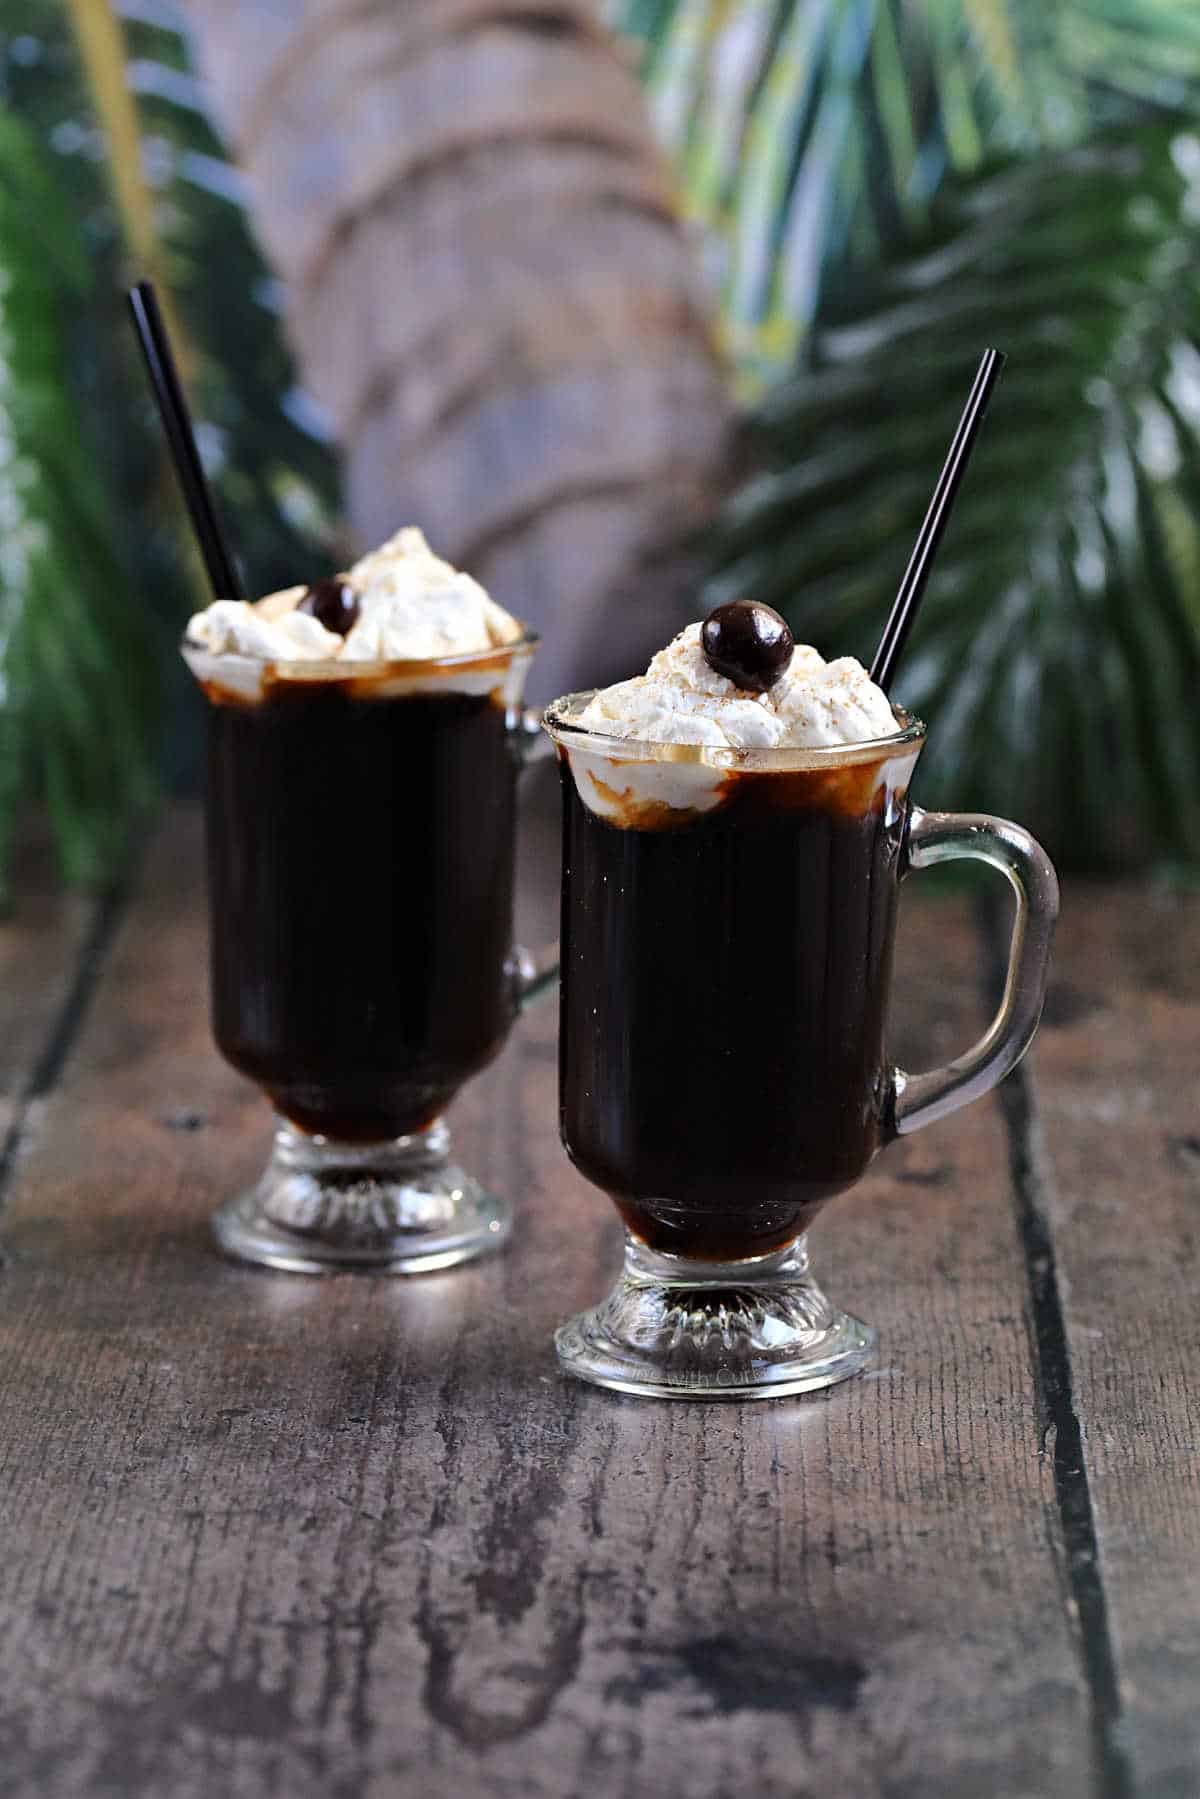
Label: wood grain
xmin=0 ymin=809 xmax=1089 ymax=1797
xmin=1028 ymin=884 xmax=1200 ymax=1797
xmin=0 ymin=830 xmax=103 ymax=1202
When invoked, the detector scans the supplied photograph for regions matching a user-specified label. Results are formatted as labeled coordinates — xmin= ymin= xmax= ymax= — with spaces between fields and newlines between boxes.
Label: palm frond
xmin=703 ymin=125 xmax=1200 ymax=869
xmin=2 ymin=0 xmax=344 ymax=810
xmin=6 ymin=2 xmax=342 ymax=599
xmin=110 ymin=0 xmax=343 ymax=590
xmin=610 ymin=0 xmax=1200 ymax=381
xmin=0 ymin=111 xmax=158 ymax=894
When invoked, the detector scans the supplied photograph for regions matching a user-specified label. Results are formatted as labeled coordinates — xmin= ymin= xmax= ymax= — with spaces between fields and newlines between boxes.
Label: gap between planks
xmin=982 ymin=895 xmax=1134 ymax=1799
xmin=0 ymin=884 xmax=129 ymax=1231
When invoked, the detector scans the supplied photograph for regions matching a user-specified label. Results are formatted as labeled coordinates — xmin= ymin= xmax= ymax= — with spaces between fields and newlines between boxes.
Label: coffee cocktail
xmin=206 ymin=681 xmax=517 ymax=1145
xmin=545 ymin=601 xmax=1058 ymax=1399
xmin=185 ymin=529 xmax=553 ymax=1273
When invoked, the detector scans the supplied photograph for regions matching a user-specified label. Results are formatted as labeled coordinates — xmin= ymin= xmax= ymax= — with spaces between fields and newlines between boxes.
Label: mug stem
xmin=555 ymin=1229 xmax=874 ymax=1400
xmin=212 ymin=1114 xmax=510 ymax=1275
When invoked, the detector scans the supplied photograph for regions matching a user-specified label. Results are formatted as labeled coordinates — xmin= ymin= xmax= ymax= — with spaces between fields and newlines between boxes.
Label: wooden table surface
xmin=0 ymin=804 xmax=1197 ymax=1799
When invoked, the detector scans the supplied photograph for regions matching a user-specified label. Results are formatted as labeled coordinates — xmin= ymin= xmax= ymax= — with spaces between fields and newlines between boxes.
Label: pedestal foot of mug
xmin=212 ymin=1116 xmax=509 ymax=1274
xmin=555 ymin=1233 xmax=874 ymax=1400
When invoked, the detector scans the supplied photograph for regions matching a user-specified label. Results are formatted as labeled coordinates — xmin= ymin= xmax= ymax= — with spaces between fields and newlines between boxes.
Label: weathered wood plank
xmin=0 ymin=829 xmax=102 ymax=1198
xmin=0 ymin=808 xmax=1088 ymax=1797
xmin=1030 ymin=883 xmax=1200 ymax=1797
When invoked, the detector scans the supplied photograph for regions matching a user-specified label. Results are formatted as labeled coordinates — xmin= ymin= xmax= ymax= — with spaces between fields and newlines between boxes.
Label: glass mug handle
xmin=890 ymin=806 xmax=1060 ymax=1135
xmin=509 ymin=707 xmax=560 ymax=1010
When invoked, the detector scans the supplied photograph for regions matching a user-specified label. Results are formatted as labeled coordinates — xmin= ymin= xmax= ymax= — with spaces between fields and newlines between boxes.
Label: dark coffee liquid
xmin=206 ymin=683 xmax=516 ymax=1140
xmin=558 ymin=760 xmax=908 ymax=1259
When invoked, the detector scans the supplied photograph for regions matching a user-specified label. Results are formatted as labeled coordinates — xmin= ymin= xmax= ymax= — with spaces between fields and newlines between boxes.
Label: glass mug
xmin=184 ymin=634 xmax=555 ymax=1274
xmin=544 ymin=697 xmax=1059 ymax=1399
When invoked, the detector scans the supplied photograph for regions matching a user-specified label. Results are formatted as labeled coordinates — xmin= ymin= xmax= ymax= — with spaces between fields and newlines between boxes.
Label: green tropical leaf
xmin=4 ymin=2 xmax=342 ymax=594
xmin=1 ymin=0 xmax=344 ymax=811
xmin=93 ymin=2 xmax=344 ymax=592
xmin=702 ymin=125 xmax=1200 ymax=869
xmin=0 ymin=109 xmax=158 ymax=895
xmin=611 ymin=0 xmax=1200 ymax=380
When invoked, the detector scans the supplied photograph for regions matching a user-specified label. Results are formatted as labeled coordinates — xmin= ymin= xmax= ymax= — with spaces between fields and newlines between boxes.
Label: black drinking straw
xmin=126 ymin=279 xmax=246 ymax=602
xmin=870 ymin=347 xmax=1005 ymax=692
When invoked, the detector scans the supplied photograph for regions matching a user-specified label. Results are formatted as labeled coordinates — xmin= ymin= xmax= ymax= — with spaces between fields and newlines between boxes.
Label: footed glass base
xmin=213 ymin=1116 xmax=509 ymax=1274
xmin=555 ymin=1233 xmax=874 ymax=1400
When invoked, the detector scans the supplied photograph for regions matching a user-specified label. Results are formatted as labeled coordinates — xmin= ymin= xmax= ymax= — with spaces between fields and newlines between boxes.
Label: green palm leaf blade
xmin=6 ymin=0 xmax=345 ymax=818
xmin=612 ymin=0 xmax=1200 ymax=381
xmin=0 ymin=113 xmax=158 ymax=897
xmin=702 ymin=126 xmax=1200 ymax=870
xmin=118 ymin=11 xmax=342 ymax=590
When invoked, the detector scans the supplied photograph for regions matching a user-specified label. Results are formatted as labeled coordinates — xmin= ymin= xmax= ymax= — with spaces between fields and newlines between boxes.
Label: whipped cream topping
xmin=186 ymin=528 xmax=521 ymax=665
xmin=186 ymin=599 xmax=342 ymax=661
xmin=575 ymin=624 xmax=897 ymax=750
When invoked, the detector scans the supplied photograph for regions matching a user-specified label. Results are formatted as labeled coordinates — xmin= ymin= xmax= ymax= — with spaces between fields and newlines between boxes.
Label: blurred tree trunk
xmin=177 ymin=0 xmax=735 ymax=697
